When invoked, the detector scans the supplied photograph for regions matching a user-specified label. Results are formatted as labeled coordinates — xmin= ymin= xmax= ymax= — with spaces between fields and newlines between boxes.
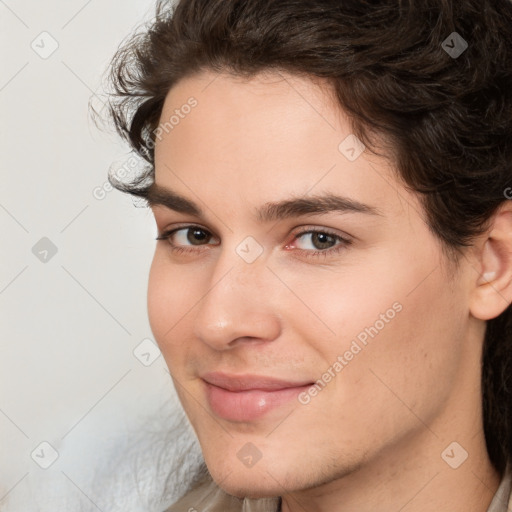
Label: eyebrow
xmin=143 ymin=182 xmax=383 ymax=222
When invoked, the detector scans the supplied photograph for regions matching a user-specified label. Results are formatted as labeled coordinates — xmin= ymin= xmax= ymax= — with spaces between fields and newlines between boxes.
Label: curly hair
xmin=98 ymin=0 xmax=512 ymax=477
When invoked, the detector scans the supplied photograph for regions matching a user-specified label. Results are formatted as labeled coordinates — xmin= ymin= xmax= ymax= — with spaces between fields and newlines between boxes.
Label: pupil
xmin=313 ymin=232 xmax=334 ymax=250
xmin=188 ymin=228 xmax=209 ymax=245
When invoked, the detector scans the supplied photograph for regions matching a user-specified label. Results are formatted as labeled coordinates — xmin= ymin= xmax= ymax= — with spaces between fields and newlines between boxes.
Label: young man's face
xmin=148 ymin=70 xmax=481 ymax=498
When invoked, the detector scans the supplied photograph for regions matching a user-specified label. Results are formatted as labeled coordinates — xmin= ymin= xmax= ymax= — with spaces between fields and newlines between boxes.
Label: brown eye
xmin=155 ymin=225 xmax=218 ymax=253
xmin=186 ymin=228 xmax=211 ymax=245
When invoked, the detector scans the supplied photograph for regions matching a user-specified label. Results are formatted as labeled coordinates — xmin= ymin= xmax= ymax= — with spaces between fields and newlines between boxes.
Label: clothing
xmin=488 ymin=462 xmax=512 ymax=512
xmin=165 ymin=460 xmax=512 ymax=512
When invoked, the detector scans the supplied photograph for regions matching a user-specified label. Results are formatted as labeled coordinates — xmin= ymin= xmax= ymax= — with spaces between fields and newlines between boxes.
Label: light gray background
xmin=0 ymin=1 xmax=202 ymax=510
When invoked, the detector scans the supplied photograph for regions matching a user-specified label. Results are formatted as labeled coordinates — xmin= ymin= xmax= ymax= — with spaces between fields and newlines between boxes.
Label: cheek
xmin=147 ymin=251 xmax=194 ymax=358
xmin=338 ymin=277 xmax=463 ymax=439
xmin=292 ymin=247 xmax=465 ymax=419
xmin=147 ymin=254 xmax=169 ymax=340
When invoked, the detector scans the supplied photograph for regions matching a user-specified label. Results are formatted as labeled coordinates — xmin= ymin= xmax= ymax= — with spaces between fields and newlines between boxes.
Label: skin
xmin=147 ymin=69 xmax=512 ymax=512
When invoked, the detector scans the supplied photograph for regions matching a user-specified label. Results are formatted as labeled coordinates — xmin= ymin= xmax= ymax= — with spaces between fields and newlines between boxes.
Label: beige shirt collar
xmin=487 ymin=460 xmax=512 ymax=512
xmin=167 ymin=461 xmax=512 ymax=512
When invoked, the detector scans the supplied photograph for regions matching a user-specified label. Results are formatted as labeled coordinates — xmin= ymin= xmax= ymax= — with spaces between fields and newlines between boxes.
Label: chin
xmin=206 ymin=458 xmax=308 ymax=499
xmin=215 ymin=476 xmax=283 ymax=500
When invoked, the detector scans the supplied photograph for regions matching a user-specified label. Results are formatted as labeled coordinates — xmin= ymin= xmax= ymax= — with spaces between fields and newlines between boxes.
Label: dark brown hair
xmin=99 ymin=0 xmax=512 ymax=477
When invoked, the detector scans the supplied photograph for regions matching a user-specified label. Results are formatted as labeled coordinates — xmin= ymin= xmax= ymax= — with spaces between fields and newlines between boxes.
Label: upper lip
xmin=201 ymin=372 xmax=313 ymax=391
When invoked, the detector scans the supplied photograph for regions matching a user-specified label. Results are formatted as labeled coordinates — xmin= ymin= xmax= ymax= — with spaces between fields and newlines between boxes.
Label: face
xmin=147 ymin=70 xmax=477 ymax=498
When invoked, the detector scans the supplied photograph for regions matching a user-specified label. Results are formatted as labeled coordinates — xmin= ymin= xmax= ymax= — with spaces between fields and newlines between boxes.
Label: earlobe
xmin=469 ymin=203 xmax=512 ymax=321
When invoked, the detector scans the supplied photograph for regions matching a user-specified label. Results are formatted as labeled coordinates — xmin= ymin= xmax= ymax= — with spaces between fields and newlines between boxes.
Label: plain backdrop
xmin=0 ymin=1 xmax=203 ymax=510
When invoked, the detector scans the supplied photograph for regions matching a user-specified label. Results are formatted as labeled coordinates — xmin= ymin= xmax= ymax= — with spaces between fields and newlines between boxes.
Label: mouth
xmin=201 ymin=372 xmax=314 ymax=422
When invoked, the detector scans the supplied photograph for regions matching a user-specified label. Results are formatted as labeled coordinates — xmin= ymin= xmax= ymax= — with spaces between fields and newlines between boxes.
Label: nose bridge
xmin=209 ymin=233 xmax=270 ymax=299
xmin=192 ymin=238 xmax=280 ymax=348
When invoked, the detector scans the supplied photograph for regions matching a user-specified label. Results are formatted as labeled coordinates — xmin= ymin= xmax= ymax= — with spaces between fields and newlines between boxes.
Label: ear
xmin=469 ymin=201 xmax=512 ymax=320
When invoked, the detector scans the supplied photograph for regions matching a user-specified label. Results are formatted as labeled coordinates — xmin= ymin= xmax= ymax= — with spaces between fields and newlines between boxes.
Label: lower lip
xmin=203 ymin=381 xmax=312 ymax=422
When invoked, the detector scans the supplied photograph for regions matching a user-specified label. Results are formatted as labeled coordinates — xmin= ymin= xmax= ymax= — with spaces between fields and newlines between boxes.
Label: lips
xmin=201 ymin=372 xmax=314 ymax=422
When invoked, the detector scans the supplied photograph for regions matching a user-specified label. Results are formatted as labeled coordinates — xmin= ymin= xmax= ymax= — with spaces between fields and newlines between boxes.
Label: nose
xmin=192 ymin=248 xmax=281 ymax=350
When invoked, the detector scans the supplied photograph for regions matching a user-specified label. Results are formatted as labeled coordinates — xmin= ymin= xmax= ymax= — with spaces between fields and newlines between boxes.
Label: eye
xmin=155 ymin=225 xmax=352 ymax=259
xmin=155 ymin=225 xmax=218 ymax=254
xmin=287 ymin=228 xmax=352 ymax=258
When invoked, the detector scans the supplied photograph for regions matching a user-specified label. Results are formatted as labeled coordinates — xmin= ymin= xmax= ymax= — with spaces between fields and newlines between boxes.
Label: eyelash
xmin=155 ymin=225 xmax=352 ymax=259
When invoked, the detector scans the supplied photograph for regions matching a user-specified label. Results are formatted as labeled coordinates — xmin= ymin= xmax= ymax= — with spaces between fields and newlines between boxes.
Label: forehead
xmin=152 ymin=69 xmax=419 ymax=226
xmin=162 ymin=69 xmax=337 ymax=119
xmin=155 ymin=69 xmax=350 ymax=167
